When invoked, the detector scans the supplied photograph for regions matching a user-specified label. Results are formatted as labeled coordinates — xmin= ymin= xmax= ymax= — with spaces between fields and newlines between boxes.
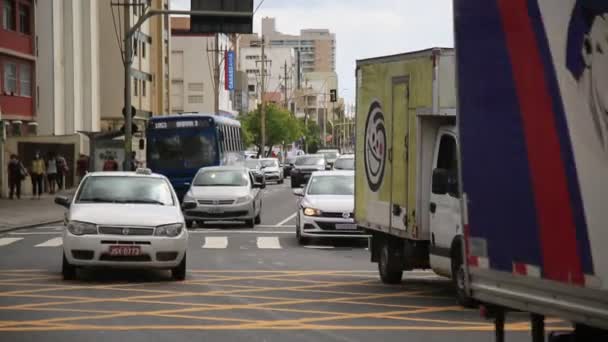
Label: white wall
xmin=170 ymin=34 xmax=234 ymax=115
xmin=36 ymin=0 xmax=101 ymax=136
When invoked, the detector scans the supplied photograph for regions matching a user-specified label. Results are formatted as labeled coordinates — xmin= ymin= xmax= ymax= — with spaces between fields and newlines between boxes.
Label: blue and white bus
xmin=146 ymin=114 xmax=244 ymax=200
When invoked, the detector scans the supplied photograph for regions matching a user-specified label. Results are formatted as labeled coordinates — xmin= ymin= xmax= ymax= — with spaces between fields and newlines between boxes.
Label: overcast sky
xmin=171 ymin=0 xmax=454 ymax=105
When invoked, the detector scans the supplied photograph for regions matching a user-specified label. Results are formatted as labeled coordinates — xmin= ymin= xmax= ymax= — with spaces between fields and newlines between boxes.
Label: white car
xmin=54 ymin=169 xmax=189 ymax=281
xmin=333 ymin=154 xmax=355 ymax=170
xmin=292 ymin=171 xmax=365 ymax=244
xmin=182 ymin=166 xmax=264 ymax=228
xmin=259 ymin=158 xmax=284 ymax=184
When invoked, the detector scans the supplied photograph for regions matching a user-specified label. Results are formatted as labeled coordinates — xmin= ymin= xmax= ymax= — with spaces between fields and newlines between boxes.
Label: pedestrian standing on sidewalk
xmin=47 ymin=153 xmax=58 ymax=194
xmin=7 ymin=154 xmax=26 ymax=200
xmin=76 ymin=154 xmax=89 ymax=183
xmin=31 ymin=152 xmax=45 ymax=199
xmin=56 ymin=154 xmax=68 ymax=190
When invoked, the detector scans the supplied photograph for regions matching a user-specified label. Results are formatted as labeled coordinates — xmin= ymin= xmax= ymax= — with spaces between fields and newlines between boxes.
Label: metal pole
xmin=260 ymin=36 xmax=266 ymax=157
xmin=123 ymin=5 xmax=133 ymax=172
xmin=284 ymin=60 xmax=288 ymax=110
xmin=214 ymin=33 xmax=220 ymax=114
xmin=121 ymin=8 xmax=252 ymax=164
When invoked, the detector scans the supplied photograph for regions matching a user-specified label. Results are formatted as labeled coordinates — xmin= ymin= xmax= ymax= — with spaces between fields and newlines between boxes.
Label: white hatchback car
xmin=292 ymin=171 xmax=366 ymax=244
xmin=55 ymin=169 xmax=189 ymax=281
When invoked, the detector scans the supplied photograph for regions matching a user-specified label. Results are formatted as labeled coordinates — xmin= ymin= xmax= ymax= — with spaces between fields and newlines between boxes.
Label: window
xmin=142 ymin=80 xmax=146 ymax=97
xmin=133 ymin=78 xmax=138 ymax=96
xmin=188 ymin=95 xmax=203 ymax=103
xmin=19 ymin=64 xmax=30 ymax=97
xmin=433 ymin=135 xmax=459 ymax=197
xmin=248 ymin=84 xmax=255 ymax=92
xmin=18 ymin=3 xmax=29 ymax=34
xmin=188 ymin=82 xmax=204 ymax=91
xmin=133 ymin=38 xmax=138 ymax=56
xmin=142 ymin=41 xmax=146 ymax=58
xmin=3 ymin=62 xmax=17 ymax=94
xmin=2 ymin=0 xmax=15 ymax=30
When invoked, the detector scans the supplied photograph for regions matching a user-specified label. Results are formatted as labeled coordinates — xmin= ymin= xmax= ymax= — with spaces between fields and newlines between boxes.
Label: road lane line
xmin=190 ymin=230 xmax=294 ymax=235
xmin=275 ymin=213 xmax=297 ymax=227
xmin=256 ymin=237 xmax=281 ymax=249
xmin=202 ymin=237 xmax=228 ymax=249
xmin=34 ymin=237 xmax=63 ymax=247
xmin=0 ymin=238 xmax=23 ymax=246
xmin=303 ymin=245 xmax=334 ymax=249
xmin=9 ymin=232 xmax=61 ymax=236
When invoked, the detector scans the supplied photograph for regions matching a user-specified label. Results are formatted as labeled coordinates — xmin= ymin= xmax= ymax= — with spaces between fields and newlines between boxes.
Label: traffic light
xmin=330 ymin=89 xmax=337 ymax=102
xmin=121 ymin=105 xmax=138 ymax=134
xmin=190 ymin=0 xmax=254 ymax=34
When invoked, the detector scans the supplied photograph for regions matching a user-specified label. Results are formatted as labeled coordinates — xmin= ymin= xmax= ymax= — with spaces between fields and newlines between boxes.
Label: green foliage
xmin=299 ymin=118 xmax=321 ymax=153
xmin=240 ymin=104 xmax=302 ymax=155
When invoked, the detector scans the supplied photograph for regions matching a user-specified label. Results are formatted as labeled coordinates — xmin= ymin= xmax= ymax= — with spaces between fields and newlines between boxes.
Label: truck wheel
xmin=451 ymin=249 xmax=476 ymax=308
xmin=379 ymin=243 xmax=402 ymax=284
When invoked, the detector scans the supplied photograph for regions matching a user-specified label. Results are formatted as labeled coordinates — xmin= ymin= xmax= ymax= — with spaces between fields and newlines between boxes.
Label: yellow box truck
xmin=355 ymin=48 xmax=472 ymax=305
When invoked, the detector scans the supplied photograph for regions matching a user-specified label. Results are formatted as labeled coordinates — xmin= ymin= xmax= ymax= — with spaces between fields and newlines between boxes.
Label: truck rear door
xmin=390 ymin=78 xmax=411 ymax=232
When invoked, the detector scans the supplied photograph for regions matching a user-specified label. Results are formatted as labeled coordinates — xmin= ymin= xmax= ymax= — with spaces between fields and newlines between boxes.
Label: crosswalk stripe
xmin=256 ymin=236 xmax=281 ymax=249
xmin=202 ymin=236 xmax=228 ymax=249
xmin=0 ymin=238 xmax=23 ymax=246
xmin=35 ymin=237 xmax=63 ymax=247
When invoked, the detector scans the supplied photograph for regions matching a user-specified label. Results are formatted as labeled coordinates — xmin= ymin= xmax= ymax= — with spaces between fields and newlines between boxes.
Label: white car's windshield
xmin=334 ymin=158 xmax=355 ymax=170
xmin=261 ymin=160 xmax=278 ymax=168
xmin=194 ymin=170 xmax=249 ymax=187
xmin=76 ymin=176 xmax=174 ymax=205
xmin=296 ymin=156 xmax=325 ymax=166
xmin=245 ymin=160 xmax=260 ymax=169
xmin=320 ymin=151 xmax=339 ymax=159
xmin=307 ymin=175 xmax=354 ymax=195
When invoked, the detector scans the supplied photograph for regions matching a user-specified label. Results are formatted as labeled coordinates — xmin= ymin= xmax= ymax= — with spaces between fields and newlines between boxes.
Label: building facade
xmin=261 ymin=17 xmax=335 ymax=73
xmin=239 ymin=46 xmax=296 ymax=113
xmin=98 ymin=0 xmax=171 ymax=132
xmin=36 ymin=0 xmax=101 ymax=136
xmin=170 ymin=17 xmax=237 ymax=117
xmin=1 ymin=0 xmax=36 ymax=135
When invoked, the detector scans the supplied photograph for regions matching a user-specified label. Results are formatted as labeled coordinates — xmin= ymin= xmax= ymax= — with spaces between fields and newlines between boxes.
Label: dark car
xmin=282 ymin=156 xmax=297 ymax=177
xmin=244 ymin=159 xmax=266 ymax=185
xmin=290 ymin=154 xmax=328 ymax=188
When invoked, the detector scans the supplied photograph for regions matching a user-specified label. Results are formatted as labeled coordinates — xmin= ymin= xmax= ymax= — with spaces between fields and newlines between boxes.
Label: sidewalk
xmin=0 ymin=191 xmax=70 ymax=233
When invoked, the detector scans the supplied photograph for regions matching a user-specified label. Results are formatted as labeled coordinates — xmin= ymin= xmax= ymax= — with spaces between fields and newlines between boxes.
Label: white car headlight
xmin=235 ymin=195 xmax=253 ymax=204
xmin=155 ymin=223 xmax=184 ymax=237
xmin=303 ymin=207 xmax=322 ymax=216
xmin=67 ymin=221 xmax=98 ymax=235
xmin=183 ymin=191 xmax=194 ymax=202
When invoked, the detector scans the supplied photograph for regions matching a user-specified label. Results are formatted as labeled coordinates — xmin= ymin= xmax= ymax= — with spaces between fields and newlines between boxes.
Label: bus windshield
xmin=148 ymin=128 xmax=218 ymax=170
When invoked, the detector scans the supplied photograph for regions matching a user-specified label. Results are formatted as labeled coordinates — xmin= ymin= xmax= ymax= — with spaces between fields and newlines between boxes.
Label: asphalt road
xmin=0 ymin=181 xmax=569 ymax=341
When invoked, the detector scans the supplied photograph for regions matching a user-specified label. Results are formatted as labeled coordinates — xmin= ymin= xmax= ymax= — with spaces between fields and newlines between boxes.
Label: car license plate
xmin=336 ymin=224 xmax=356 ymax=230
xmin=208 ymin=207 xmax=223 ymax=214
xmin=109 ymin=245 xmax=141 ymax=256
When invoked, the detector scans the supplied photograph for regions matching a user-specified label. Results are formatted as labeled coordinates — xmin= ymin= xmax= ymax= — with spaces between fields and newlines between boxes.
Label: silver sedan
xmin=182 ymin=166 xmax=264 ymax=228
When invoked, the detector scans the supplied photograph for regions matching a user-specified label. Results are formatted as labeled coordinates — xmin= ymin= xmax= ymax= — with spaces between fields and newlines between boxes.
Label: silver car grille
xmin=197 ymin=199 xmax=235 ymax=205
xmin=98 ymin=226 xmax=155 ymax=236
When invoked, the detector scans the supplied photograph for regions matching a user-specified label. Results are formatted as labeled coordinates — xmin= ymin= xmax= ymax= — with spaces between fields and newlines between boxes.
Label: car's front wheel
xmin=172 ymin=254 xmax=187 ymax=281
xmin=185 ymin=220 xmax=194 ymax=229
xmin=62 ymin=253 xmax=76 ymax=281
xmin=291 ymin=178 xmax=299 ymax=188
xmin=245 ymin=218 xmax=255 ymax=228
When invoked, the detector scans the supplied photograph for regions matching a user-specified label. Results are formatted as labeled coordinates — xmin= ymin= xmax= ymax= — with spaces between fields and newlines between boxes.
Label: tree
xmin=240 ymin=104 xmax=302 ymax=157
xmin=299 ymin=118 xmax=321 ymax=154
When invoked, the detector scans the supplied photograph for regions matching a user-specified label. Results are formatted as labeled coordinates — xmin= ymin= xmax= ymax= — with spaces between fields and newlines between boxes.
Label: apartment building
xmin=261 ymin=17 xmax=335 ymax=73
xmin=170 ymin=17 xmax=237 ymax=117
xmin=98 ymin=0 xmax=171 ymax=132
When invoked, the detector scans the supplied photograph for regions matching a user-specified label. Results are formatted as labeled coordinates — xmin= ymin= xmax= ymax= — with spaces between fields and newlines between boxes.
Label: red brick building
xmin=1 ymin=0 xmax=35 ymax=136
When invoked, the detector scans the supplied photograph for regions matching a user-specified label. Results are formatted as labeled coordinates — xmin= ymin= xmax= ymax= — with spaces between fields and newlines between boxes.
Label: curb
xmin=0 ymin=220 xmax=64 ymax=235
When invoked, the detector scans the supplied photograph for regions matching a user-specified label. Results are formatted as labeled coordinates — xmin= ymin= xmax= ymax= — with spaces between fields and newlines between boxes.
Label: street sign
xmin=225 ymin=50 xmax=235 ymax=90
xmin=190 ymin=0 xmax=253 ymax=34
xmin=330 ymin=89 xmax=337 ymax=102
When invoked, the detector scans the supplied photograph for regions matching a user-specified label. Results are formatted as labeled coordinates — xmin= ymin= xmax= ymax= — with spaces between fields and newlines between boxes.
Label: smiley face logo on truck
xmin=364 ymin=100 xmax=387 ymax=192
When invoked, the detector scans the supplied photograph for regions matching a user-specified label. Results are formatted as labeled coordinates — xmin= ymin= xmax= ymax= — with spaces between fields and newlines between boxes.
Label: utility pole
xmin=214 ymin=33 xmax=220 ymax=114
xmin=123 ymin=1 xmax=133 ymax=171
xmin=260 ymin=36 xmax=266 ymax=156
xmin=283 ymin=60 xmax=289 ymax=110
